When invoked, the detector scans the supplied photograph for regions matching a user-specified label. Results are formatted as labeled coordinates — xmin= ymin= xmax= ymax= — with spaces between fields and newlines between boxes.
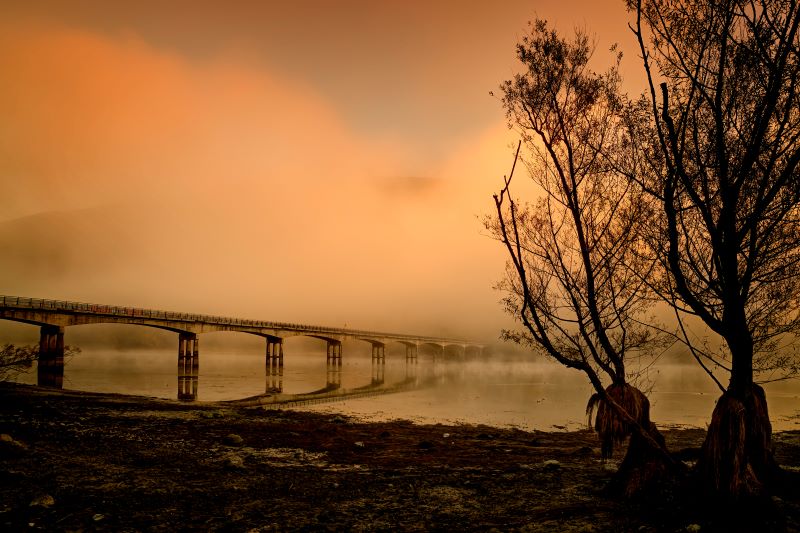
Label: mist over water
xmin=11 ymin=341 xmax=800 ymax=432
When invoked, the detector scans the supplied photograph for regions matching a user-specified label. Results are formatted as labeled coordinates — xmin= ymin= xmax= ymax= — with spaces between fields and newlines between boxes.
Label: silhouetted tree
xmin=629 ymin=0 xmax=800 ymax=500
xmin=0 ymin=343 xmax=80 ymax=382
xmin=0 ymin=344 xmax=39 ymax=381
xmin=489 ymin=21 xmax=679 ymax=496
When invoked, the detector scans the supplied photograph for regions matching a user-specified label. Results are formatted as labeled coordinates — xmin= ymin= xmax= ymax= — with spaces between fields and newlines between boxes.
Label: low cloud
xmin=0 ymin=19 xmax=520 ymax=340
xmin=378 ymin=176 xmax=443 ymax=198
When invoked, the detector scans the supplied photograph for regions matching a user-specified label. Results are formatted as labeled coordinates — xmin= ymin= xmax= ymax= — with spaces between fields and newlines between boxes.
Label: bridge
xmin=0 ymin=295 xmax=484 ymax=396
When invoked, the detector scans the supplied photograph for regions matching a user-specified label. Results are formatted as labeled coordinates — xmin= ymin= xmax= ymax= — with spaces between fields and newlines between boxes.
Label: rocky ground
xmin=1 ymin=383 xmax=800 ymax=532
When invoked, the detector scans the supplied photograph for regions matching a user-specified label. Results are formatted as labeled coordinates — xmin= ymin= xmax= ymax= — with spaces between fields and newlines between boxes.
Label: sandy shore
xmin=1 ymin=382 xmax=799 ymax=532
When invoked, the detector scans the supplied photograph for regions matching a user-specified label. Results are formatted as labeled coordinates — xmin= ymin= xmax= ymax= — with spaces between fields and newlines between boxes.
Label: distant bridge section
xmin=0 ymin=296 xmax=484 ymax=390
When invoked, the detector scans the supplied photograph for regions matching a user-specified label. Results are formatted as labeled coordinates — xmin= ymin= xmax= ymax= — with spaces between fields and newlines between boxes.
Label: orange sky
xmin=0 ymin=1 xmax=643 ymax=340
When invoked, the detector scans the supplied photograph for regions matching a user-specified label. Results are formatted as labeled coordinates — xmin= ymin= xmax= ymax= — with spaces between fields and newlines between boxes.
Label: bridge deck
xmin=0 ymin=295 xmax=478 ymax=346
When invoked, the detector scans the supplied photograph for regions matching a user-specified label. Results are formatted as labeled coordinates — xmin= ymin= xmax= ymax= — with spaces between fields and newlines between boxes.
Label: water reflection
xmin=29 ymin=346 xmax=423 ymax=403
xmin=37 ymin=325 xmax=65 ymax=389
xmin=372 ymin=358 xmax=385 ymax=385
xmin=405 ymin=356 xmax=419 ymax=382
xmin=181 ymin=340 xmax=409 ymax=401
xmin=177 ymin=364 xmax=199 ymax=401
xmin=325 ymin=362 xmax=342 ymax=391
xmin=266 ymin=357 xmax=283 ymax=393
xmin=265 ymin=337 xmax=284 ymax=394
xmin=14 ymin=346 xmax=800 ymax=431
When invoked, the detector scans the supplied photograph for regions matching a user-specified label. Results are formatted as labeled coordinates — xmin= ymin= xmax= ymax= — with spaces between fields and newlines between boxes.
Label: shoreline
xmin=8 ymin=380 xmax=715 ymax=432
xmin=2 ymin=382 xmax=800 ymax=531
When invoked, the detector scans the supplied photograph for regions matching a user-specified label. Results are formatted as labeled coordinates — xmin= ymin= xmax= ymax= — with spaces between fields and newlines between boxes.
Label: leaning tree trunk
xmin=696 ymin=383 xmax=778 ymax=501
xmin=588 ymin=383 xmax=681 ymax=497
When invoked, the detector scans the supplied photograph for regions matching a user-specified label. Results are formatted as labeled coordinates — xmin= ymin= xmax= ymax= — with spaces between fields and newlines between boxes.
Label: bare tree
xmin=0 ymin=344 xmax=39 ymax=382
xmin=629 ymin=0 xmax=800 ymax=500
xmin=0 ymin=343 xmax=81 ymax=383
xmin=489 ymin=21 xmax=678 ymax=496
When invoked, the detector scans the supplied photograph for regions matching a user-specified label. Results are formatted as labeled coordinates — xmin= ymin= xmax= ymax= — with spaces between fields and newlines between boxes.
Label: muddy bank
xmin=1 ymin=383 xmax=799 ymax=532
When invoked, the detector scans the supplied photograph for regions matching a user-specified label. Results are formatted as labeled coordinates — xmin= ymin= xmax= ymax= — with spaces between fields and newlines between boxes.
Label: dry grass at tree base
xmin=586 ymin=383 xmax=680 ymax=499
xmin=697 ymin=384 xmax=779 ymax=501
xmin=587 ymin=383 xmax=653 ymax=460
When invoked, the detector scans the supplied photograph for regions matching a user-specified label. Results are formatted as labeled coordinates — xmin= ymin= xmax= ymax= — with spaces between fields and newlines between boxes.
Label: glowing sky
xmin=0 ymin=1 xmax=639 ymax=339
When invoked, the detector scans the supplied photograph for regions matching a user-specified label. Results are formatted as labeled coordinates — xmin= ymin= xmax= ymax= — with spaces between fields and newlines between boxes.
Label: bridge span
xmin=0 ymin=295 xmax=484 ymax=394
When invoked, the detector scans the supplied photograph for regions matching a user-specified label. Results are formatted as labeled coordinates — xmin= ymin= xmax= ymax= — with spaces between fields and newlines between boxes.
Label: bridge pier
xmin=371 ymin=344 xmax=385 ymax=363
xmin=326 ymin=363 xmax=342 ymax=390
xmin=326 ymin=340 xmax=342 ymax=367
xmin=405 ymin=344 xmax=418 ymax=363
xmin=371 ymin=343 xmax=386 ymax=385
xmin=465 ymin=345 xmax=484 ymax=359
xmin=372 ymin=358 xmax=385 ymax=385
xmin=178 ymin=333 xmax=199 ymax=401
xmin=267 ymin=362 xmax=283 ymax=393
xmin=38 ymin=325 xmax=65 ymax=388
xmin=432 ymin=345 xmax=444 ymax=363
xmin=325 ymin=340 xmax=342 ymax=389
xmin=266 ymin=338 xmax=283 ymax=393
xmin=265 ymin=338 xmax=284 ymax=367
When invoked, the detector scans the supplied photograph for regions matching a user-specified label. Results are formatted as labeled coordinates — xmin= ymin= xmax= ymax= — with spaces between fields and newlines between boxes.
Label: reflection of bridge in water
xmin=249 ymin=355 xmax=431 ymax=408
xmin=0 ymin=296 xmax=484 ymax=401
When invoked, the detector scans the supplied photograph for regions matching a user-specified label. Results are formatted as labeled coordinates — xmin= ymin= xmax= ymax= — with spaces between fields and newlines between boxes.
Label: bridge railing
xmin=0 ymin=295 xmax=473 ymax=345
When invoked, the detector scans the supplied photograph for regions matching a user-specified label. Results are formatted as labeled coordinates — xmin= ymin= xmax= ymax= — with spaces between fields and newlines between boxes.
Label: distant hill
xmin=0 ymin=206 xmax=134 ymax=291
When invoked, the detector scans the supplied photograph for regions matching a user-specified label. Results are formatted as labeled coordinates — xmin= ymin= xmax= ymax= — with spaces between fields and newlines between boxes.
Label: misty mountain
xmin=0 ymin=207 xmax=134 ymax=290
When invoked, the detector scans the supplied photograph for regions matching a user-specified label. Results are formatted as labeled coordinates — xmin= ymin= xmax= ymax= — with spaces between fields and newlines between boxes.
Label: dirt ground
xmin=2 ymin=383 xmax=800 ymax=532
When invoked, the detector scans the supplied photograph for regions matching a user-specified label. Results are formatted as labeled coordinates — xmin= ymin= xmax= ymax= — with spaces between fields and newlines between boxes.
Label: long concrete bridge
xmin=0 ymin=295 xmax=483 ymax=396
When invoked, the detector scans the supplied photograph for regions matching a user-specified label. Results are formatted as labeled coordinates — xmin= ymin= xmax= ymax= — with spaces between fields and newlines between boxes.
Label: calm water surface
xmin=14 ymin=347 xmax=800 ymax=431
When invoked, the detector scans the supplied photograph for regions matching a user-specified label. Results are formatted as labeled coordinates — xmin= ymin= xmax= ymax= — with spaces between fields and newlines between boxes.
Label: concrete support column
xmin=38 ymin=325 xmax=65 ymax=388
xmin=371 ymin=344 xmax=385 ymax=363
xmin=266 ymin=338 xmax=284 ymax=393
xmin=178 ymin=332 xmax=199 ymax=401
xmin=192 ymin=336 xmax=200 ymax=372
xmin=326 ymin=340 xmax=342 ymax=389
xmin=432 ymin=344 xmax=444 ymax=363
xmin=405 ymin=344 xmax=418 ymax=363
xmin=371 ymin=352 xmax=385 ymax=385
xmin=266 ymin=338 xmax=284 ymax=368
xmin=326 ymin=340 xmax=342 ymax=367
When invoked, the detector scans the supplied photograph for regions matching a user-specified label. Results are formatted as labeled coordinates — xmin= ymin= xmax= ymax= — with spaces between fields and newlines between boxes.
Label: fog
xmin=0 ymin=1 xmax=644 ymax=341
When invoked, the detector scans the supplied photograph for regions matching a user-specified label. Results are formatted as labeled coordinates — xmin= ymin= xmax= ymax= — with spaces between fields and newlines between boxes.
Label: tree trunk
xmin=609 ymin=421 xmax=679 ymax=498
xmin=588 ymin=384 xmax=682 ymax=497
xmin=696 ymin=383 xmax=777 ymax=501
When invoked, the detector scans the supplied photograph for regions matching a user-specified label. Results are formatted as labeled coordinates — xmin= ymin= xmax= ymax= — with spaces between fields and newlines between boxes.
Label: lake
xmin=11 ymin=342 xmax=800 ymax=432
